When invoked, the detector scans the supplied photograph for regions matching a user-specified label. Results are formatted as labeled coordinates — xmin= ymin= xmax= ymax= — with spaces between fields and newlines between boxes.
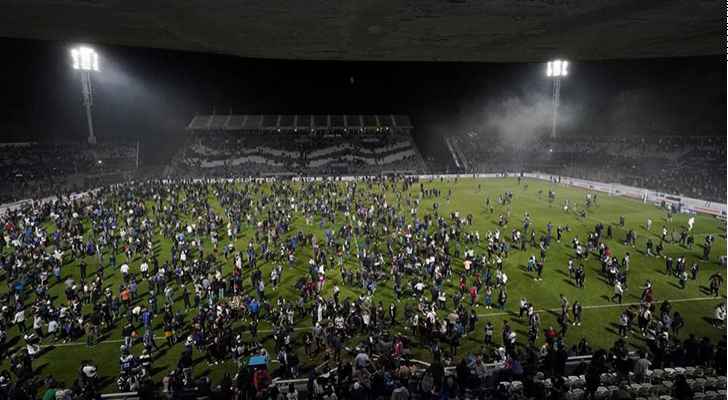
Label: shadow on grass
xmin=97 ymin=376 xmax=115 ymax=391
xmin=97 ymin=331 xmax=114 ymax=343
xmin=37 ymin=345 xmax=55 ymax=358
xmin=34 ymin=362 xmax=49 ymax=375
xmin=666 ymin=281 xmax=684 ymax=290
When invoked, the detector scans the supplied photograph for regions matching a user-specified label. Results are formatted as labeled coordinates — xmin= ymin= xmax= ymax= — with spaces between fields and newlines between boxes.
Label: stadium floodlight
xmin=546 ymin=60 xmax=568 ymax=77
xmin=546 ymin=59 xmax=568 ymax=139
xmin=70 ymin=46 xmax=100 ymax=144
xmin=71 ymin=47 xmax=99 ymax=72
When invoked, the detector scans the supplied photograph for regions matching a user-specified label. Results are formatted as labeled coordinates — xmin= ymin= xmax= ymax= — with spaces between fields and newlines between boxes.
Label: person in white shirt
xmin=519 ymin=298 xmax=529 ymax=318
xmin=120 ymin=263 xmax=129 ymax=277
xmin=33 ymin=315 xmax=43 ymax=337
xmin=14 ymin=309 xmax=26 ymax=333
xmin=611 ymin=281 xmax=624 ymax=304
xmin=47 ymin=319 xmax=59 ymax=337
xmin=714 ymin=303 xmax=726 ymax=328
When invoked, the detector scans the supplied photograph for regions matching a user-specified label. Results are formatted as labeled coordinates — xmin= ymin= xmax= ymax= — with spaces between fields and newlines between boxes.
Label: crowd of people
xmin=0 ymin=175 xmax=724 ymax=399
xmin=449 ymin=135 xmax=727 ymax=203
xmin=0 ymin=142 xmax=137 ymax=204
xmin=5 ymin=132 xmax=723 ymax=209
xmin=173 ymin=131 xmax=426 ymax=178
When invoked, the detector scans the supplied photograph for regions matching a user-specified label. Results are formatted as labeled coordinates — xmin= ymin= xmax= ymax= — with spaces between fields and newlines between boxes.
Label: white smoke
xmin=478 ymin=92 xmax=577 ymax=146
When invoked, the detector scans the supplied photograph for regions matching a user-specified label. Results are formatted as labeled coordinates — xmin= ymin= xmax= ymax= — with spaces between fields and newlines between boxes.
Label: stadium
xmin=0 ymin=3 xmax=725 ymax=400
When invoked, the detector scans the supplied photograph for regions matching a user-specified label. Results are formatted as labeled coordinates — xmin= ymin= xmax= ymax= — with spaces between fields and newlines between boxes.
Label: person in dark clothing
xmin=555 ymin=346 xmax=568 ymax=377
xmin=455 ymin=358 xmax=472 ymax=390
xmin=683 ymin=334 xmax=699 ymax=366
xmin=671 ymin=312 xmax=684 ymax=336
xmin=585 ymin=364 xmax=602 ymax=400
xmin=441 ymin=376 xmax=460 ymax=399
xmin=550 ymin=376 xmax=568 ymax=400
xmin=698 ymin=337 xmax=714 ymax=367
xmin=715 ymin=340 xmax=727 ymax=376
xmin=673 ymin=374 xmax=694 ymax=400
xmin=428 ymin=360 xmax=445 ymax=394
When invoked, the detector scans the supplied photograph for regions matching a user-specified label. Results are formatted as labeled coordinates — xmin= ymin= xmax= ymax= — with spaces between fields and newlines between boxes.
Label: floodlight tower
xmin=546 ymin=59 xmax=568 ymax=139
xmin=70 ymin=46 xmax=100 ymax=144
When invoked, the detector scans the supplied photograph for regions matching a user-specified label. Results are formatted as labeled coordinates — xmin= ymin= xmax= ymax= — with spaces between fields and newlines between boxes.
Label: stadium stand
xmin=448 ymin=134 xmax=727 ymax=202
xmin=225 ymin=114 xmax=245 ymax=130
xmin=176 ymin=114 xmax=427 ymax=177
xmin=331 ymin=114 xmax=345 ymax=129
xmin=242 ymin=114 xmax=263 ymax=130
xmin=313 ymin=115 xmax=329 ymax=130
xmin=0 ymin=140 xmax=137 ymax=203
xmin=261 ymin=115 xmax=279 ymax=130
xmin=295 ymin=114 xmax=312 ymax=130
xmin=380 ymin=114 xmax=394 ymax=127
xmin=346 ymin=114 xmax=362 ymax=129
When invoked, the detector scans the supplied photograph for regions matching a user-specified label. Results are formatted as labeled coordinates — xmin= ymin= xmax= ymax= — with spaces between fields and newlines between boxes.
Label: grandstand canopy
xmin=187 ymin=114 xmax=411 ymax=131
xmin=0 ymin=1 xmax=720 ymax=62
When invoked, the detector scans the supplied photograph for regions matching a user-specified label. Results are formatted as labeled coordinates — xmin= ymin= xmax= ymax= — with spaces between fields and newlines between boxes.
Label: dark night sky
xmin=0 ymin=38 xmax=724 ymax=163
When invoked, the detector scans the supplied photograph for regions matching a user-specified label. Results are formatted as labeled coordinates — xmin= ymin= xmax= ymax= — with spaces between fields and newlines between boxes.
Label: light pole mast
xmin=546 ymin=59 xmax=568 ymax=139
xmin=71 ymin=47 xmax=99 ymax=144
xmin=80 ymin=70 xmax=96 ymax=144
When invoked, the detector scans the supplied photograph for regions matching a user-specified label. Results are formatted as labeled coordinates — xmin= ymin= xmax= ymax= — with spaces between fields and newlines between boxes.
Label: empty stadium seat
xmin=650 ymin=369 xmax=664 ymax=382
xmin=568 ymin=388 xmax=585 ymax=400
xmin=695 ymin=377 xmax=707 ymax=392
xmin=638 ymin=383 xmax=653 ymax=396
xmin=706 ymin=391 xmax=720 ymax=400
xmin=567 ymin=375 xmax=585 ymax=389
xmin=594 ymin=386 xmax=610 ymax=400
xmin=650 ymin=384 xmax=669 ymax=396
xmin=718 ymin=376 xmax=726 ymax=390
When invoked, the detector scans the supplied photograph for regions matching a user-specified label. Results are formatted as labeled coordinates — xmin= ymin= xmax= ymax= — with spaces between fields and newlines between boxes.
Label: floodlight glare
xmin=71 ymin=46 xmax=99 ymax=71
xmin=71 ymin=49 xmax=80 ymax=70
xmin=547 ymin=59 xmax=568 ymax=77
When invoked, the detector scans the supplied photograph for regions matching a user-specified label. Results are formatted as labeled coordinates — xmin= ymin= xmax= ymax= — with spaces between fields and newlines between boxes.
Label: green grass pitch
xmin=1 ymin=177 xmax=725 ymax=392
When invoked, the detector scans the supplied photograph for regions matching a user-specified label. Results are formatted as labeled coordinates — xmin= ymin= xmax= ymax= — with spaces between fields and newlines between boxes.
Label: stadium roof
xmin=0 ymin=1 xmax=721 ymax=62
xmin=187 ymin=114 xmax=411 ymax=130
